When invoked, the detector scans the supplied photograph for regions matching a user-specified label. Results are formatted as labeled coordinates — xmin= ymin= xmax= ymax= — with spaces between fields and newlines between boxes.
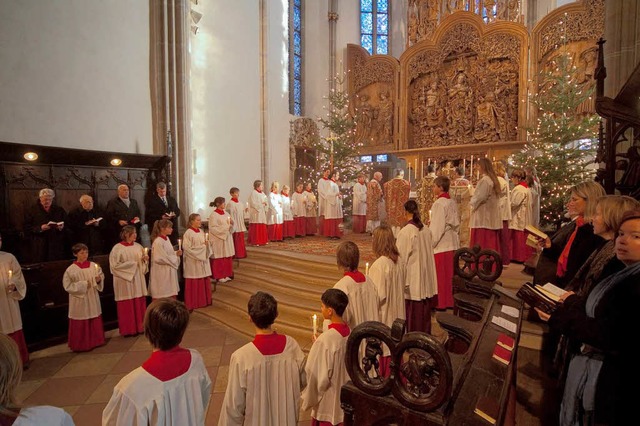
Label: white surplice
xmin=469 ymin=175 xmax=502 ymax=230
xmin=509 ymin=184 xmax=532 ymax=231
xmin=219 ymin=336 xmax=306 ymax=426
xmin=14 ymin=406 xmax=74 ymax=426
xmin=396 ymin=223 xmax=438 ymax=301
xmin=497 ymin=176 xmax=512 ymax=222
xmin=248 ymin=190 xmax=268 ymax=224
xmin=429 ymin=197 xmax=460 ymax=254
xmin=291 ymin=191 xmax=306 ymax=217
xmin=304 ymin=190 xmax=317 ymax=218
xmin=149 ymin=236 xmax=180 ymax=298
xmin=103 ymin=349 xmax=211 ymax=426
xmin=324 ymin=180 xmax=343 ymax=220
xmin=0 ymin=251 xmax=26 ymax=334
xmin=301 ymin=327 xmax=349 ymax=425
xmin=109 ymin=242 xmax=148 ymax=301
xmin=226 ymin=200 xmax=247 ymax=233
xmin=368 ymin=256 xmax=405 ymax=328
xmin=317 ymin=178 xmax=330 ymax=216
xmin=281 ymin=194 xmax=293 ymax=221
xmin=333 ymin=275 xmax=380 ymax=329
xmin=182 ymin=228 xmax=211 ymax=279
xmin=352 ymin=182 xmax=367 ymax=216
xmin=267 ymin=192 xmax=283 ymax=225
xmin=63 ymin=262 xmax=104 ymax=320
xmin=208 ymin=211 xmax=235 ymax=259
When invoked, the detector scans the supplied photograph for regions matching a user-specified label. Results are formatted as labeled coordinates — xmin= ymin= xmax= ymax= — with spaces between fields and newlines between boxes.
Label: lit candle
xmin=205 ymin=232 xmax=209 ymax=243
xmin=365 ymin=262 xmax=369 ymax=275
xmin=470 ymin=155 xmax=474 ymax=178
xmin=463 ymin=158 xmax=466 ymax=170
xmin=8 ymin=270 xmax=12 ymax=279
xmin=178 ymin=239 xmax=182 ymax=250
xmin=94 ymin=264 xmax=99 ymax=272
xmin=421 ymin=160 xmax=424 ymax=179
xmin=414 ymin=159 xmax=417 ymax=178
xmin=493 ymin=156 xmax=496 ymax=162
xmin=227 ymin=216 xmax=231 ymax=225
xmin=312 ymin=314 xmax=318 ymax=337
xmin=429 ymin=210 xmax=432 ymax=221
xmin=428 ymin=158 xmax=431 ymax=166
xmin=246 ymin=201 xmax=249 ymax=209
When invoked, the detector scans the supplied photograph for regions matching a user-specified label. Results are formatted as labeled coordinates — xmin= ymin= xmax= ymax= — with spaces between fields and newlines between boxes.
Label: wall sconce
xmin=190 ymin=0 xmax=198 ymax=4
xmin=190 ymin=10 xmax=202 ymax=24
xmin=191 ymin=25 xmax=199 ymax=35
xmin=110 ymin=158 xmax=122 ymax=166
xmin=24 ymin=152 xmax=38 ymax=161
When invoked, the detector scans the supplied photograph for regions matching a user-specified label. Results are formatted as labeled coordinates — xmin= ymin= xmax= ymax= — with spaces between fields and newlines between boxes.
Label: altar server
xmin=267 ymin=181 xmax=284 ymax=242
xmin=469 ymin=158 xmax=502 ymax=252
xmin=281 ymin=185 xmax=295 ymax=239
xmin=291 ymin=182 xmax=307 ymax=237
xmin=226 ymin=187 xmax=247 ymax=258
xmin=304 ymin=183 xmax=318 ymax=235
xmin=219 ymin=291 xmax=305 ymax=426
xmin=63 ymin=243 xmax=105 ymax=352
xmin=495 ymin=161 xmax=512 ymax=267
xmin=430 ymin=176 xmax=460 ymax=311
xmin=352 ymin=174 xmax=368 ymax=233
xmin=248 ymin=180 xmax=269 ymax=246
xmin=317 ymin=168 xmax=331 ymax=232
xmin=397 ymin=200 xmax=438 ymax=334
xmin=509 ymin=169 xmax=533 ymax=263
xmin=209 ymin=197 xmax=235 ymax=283
xmin=301 ymin=288 xmax=350 ymax=426
xmin=0 ymin=233 xmax=29 ymax=366
xmin=103 ymin=299 xmax=211 ymax=426
xmin=109 ymin=226 xmax=148 ymax=336
xmin=323 ymin=170 xmax=343 ymax=239
xmin=149 ymin=219 xmax=182 ymax=299
xmin=182 ymin=213 xmax=212 ymax=310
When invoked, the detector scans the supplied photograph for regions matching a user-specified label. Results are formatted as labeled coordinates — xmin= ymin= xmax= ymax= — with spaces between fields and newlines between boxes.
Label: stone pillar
xmin=603 ymin=0 xmax=640 ymax=97
xmin=328 ymin=0 xmax=338 ymax=93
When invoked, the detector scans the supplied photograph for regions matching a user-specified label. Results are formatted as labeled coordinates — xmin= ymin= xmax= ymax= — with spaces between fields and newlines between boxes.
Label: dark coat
xmin=105 ymin=197 xmax=142 ymax=245
xmin=145 ymin=194 xmax=181 ymax=244
xmin=23 ymin=201 xmax=68 ymax=262
xmin=68 ymin=206 xmax=107 ymax=255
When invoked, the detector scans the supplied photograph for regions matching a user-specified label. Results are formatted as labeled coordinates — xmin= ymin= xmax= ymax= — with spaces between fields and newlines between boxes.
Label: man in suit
xmin=105 ymin=184 xmax=142 ymax=246
xmin=145 ymin=182 xmax=181 ymax=244
xmin=68 ymin=194 xmax=107 ymax=255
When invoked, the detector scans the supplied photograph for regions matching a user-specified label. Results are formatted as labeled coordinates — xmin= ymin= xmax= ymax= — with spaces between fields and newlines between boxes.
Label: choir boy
xmin=219 ymin=291 xmax=306 ymax=426
xmin=302 ymin=288 xmax=350 ymax=426
xmin=226 ymin=187 xmax=247 ymax=258
xmin=182 ymin=213 xmax=212 ymax=310
xmin=209 ymin=197 xmax=235 ymax=283
xmin=351 ymin=174 xmax=368 ymax=233
xmin=281 ymin=185 xmax=295 ymax=239
xmin=149 ymin=219 xmax=182 ymax=300
xmin=267 ymin=182 xmax=284 ymax=242
xmin=103 ymin=299 xmax=211 ymax=425
xmin=323 ymin=170 xmax=343 ymax=239
xmin=248 ymin=180 xmax=269 ymax=246
xmin=509 ymin=169 xmax=533 ymax=263
xmin=63 ymin=243 xmax=105 ymax=352
xmin=304 ymin=183 xmax=319 ymax=235
xmin=317 ymin=169 xmax=331 ymax=234
xmin=291 ymin=182 xmax=307 ymax=237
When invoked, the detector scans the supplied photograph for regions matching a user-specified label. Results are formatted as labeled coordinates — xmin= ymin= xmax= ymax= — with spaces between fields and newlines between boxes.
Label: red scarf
xmin=215 ymin=209 xmax=225 ymax=215
xmin=190 ymin=227 xmax=200 ymax=233
xmin=344 ymin=271 xmax=366 ymax=283
xmin=557 ymin=216 xmax=585 ymax=277
xmin=231 ymin=197 xmax=239 ymax=203
xmin=252 ymin=332 xmax=286 ymax=355
xmin=438 ymin=192 xmax=450 ymax=199
xmin=142 ymin=347 xmax=191 ymax=381
xmin=120 ymin=241 xmax=134 ymax=246
xmin=73 ymin=261 xmax=90 ymax=269
xmin=328 ymin=323 xmax=350 ymax=337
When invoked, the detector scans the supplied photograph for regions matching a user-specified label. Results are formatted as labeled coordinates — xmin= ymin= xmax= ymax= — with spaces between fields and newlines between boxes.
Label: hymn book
xmin=492 ymin=344 xmax=512 ymax=366
xmin=525 ymin=225 xmax=548 ymax=240
xmin=516 ymin=282 xmax=559 ymax=314
xmin=496 ymin=333 xmax=515 ymax=351
xmin=474 ymin=396 xmax=500 ymax=424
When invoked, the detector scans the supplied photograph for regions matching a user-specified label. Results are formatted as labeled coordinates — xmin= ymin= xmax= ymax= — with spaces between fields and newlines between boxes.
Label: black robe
xmin=23 ymin=201 xmax=69 ymax=262
xmin=68 ymin=206 xmax=107 ymax=255
xmin=105 ymin=197 xmax=142 ymax=246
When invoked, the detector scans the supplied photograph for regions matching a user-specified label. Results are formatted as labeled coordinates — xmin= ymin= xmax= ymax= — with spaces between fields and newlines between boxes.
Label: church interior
xmin=1 ymin=0 xmax=639 ymax=425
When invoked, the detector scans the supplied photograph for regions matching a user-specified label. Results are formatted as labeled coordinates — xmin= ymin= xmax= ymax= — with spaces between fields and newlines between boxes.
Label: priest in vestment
xmin=351 ymin=174 xmax=367 ymax=233
xmin=366 ymin=172 xmax=383 ymax=233
xmin=384 ymin=168 xmax=410 ymax=236
xmin=416 ymin=165 xmax=437 ymax=227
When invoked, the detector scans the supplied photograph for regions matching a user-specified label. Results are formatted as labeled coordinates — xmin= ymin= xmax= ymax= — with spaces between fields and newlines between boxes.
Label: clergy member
xmin=366 ymin=172 xmax=383 ymax=233
xmin=23 ymin=188 xmax=68 ymax=262
xmin=68 ymin=194 xmax=107 ymax=255
xmin=352 ymin=173 xmax=367 ymax=233
xmin=248 ymin=180 xmax=269 ymax=246
xmin=384 ymin=168 xmax=411 ymax=236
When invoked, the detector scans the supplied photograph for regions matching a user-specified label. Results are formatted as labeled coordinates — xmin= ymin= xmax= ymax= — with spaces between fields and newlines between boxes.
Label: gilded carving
xmin=289 ymin=117 xmax=320 ymax=150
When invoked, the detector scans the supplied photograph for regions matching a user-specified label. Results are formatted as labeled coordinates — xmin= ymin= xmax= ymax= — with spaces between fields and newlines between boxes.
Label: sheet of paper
xmin=541 ymin=283 xmax=565 ymax=297
xmin=492 ymin=315 xmax=517 ymax=333
xmin=501 ymin=305 xmax=520 ymax=318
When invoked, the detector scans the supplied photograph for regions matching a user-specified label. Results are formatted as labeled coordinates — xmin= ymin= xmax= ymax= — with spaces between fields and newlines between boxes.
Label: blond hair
xmin=596 ymin=195 xmax=640 ymax=234
xmin=478 ymin=158 xmax=501 ymax=196
xmin=151 ymin=218 xmax=173 ymax=242
xmin=570 ymin=181 xmax=606 ymax=221
xmin=270 ymin=181 xmax=280 ymax=192
xmin=0 ymin=334 xmax=23 ymax=418
xmin=372 ymin=225 xmax=399 ymax=263
xmin=187 ymin=213 xmax=201 ymax=228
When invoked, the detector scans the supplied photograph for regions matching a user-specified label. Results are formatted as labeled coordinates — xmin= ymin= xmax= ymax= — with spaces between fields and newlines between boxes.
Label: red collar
xmin=190 ymin=227 xmax=200 ymax=233
xmin=304 ymin=190 xmax=312 ymax=193
xmin=322 ymin=177 xmax=330 ymax=180
xmin=231 ymin=197 xmax=239 ymax=203
xmin=438 ymin=192 xmax=450 ymax=199
xmin=271 ymin=191 xmax=278 ymax=194
xmin=281 ymin=193 xmax=289 ymax=197
xmin=328 ymin=323 xmax=350 ymax=337
xmin=344 ymin=271 xmax=366 ymax=283
xmin=142 ymin=347 xmax=191 ymax=382
xmin=120 ymin=241 xmax=134 ymax=246
xmin=252 ymin=332 xmax=286 ymax=355
xmin=73 ymin=261 xmax=91 ymax=269
xmin=518 ymin=182 xmax=529 ymax=188
xmin=215 ymin=209 xmax=225 ymax=215
xmin=295 ymin=190 xmax=303 ymax=194
xmin=159 ymin=235 xmax=168 ymax=241
xmin=255 ymin=189 xmax=263 ymax=193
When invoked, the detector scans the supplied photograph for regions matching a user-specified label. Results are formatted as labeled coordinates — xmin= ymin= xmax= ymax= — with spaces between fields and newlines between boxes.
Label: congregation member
xmin=0 ymin=234 xmax=29 ymax=366
xmin=304 ymin=182 xmax=318 ymax=235
xmin=267 ymin=181 xmax=284 ymax=242
xmin=291 ymin=182 xmax=307 ymax=237
xmin=145 ymin=182 xmax=181 ymax=245
xmin=105 ymin=184 xmax=142 ymax=246
xmin=366 ymin=171 xmax=383 ymax=233
xmin=63 ymin=243 xmax=105 ymax=352
xmin=469 ymin=158 xmax=502 ymax=252
xmin=248 ymin=180 xmax=268 ymax=246
xmin=494 ymin=161 xmax=512 ymax=267
xmin=149 ymin=219 xmax=182 ymax=300
xmin=384 ymin=169 xmax=410 ymax=236
xmin=226 ymin=187 xmax=247 ymax=258
xmin=368 ymin=224 xmax=404 ymax=377
xmin=24 ymin=188 xmax=68 ymax=262
xmin=352 ymin=173 xmax=367 ymax=233
xmin=219 ymin=291 xmax=306 ymax=426
xmin=317 ymin=168 xmax=331 ymax=232
xmin=0 ymin=334 xmax=74 ymax=425
xmin=301 ymin=288 xmax=350 ymax=426
xmin=109 ymin=226 xmax=148 ymax=336
xmin=182 ymin=213 xmax=212 ymax=311
xmin=509 ymin=169 xmax=533 ymax=264
xmin=333 ymin=241 xmax=380 ymax=329
xmin=103 ymin=299 xmax=212 ymax=426
xmin=68 ymin=194 xmax=106 ymax=255
xmin=323 ymin=170 xmax=343 ymax=239
xmin=429 ymin=176 xmax=460 ymax=311
xmin=209 ymin=197 xmax=235 ymax=283
xmin=281 ymin=184 xmax=295 ymax=239
xmin=536 ymin=209 xmax=640 ymax=426
xmin=397 ymin=200 xmax=437 ymax=333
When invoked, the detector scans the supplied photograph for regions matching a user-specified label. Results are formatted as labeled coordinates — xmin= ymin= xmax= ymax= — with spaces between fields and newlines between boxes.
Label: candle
xmin=421 ymin=160 xmax=424 ymax=179
xmin=365 ymin=262 xmax=369 ymax=275
xmin=463 ymin=158 xmax=466 ymax=170
xmin=493 ymin=156 xmax=495 ymax=162
xmin=205 ymin=232 xmax=209 ymax=243
xmin=414 ymin=159 xmax=417 ymax=179
xmin=8 ymin=270 xmax=12 ymax=279
xmin=408 ymin=164 xmax=411 ymax=183
xmin=227 ymin=216 xmax=231 ymax=225
xmin=312 ymin=314 xmax=318 ymax=337
xmin=178 ymin=239 xmax=182 ymax=250
xmin=429 ymin=210 xmax=432 ymax=221
xmin=144 ymin=247 xmax=149 ymax=256
xmin=428 ymin=158 xmax=431 ymax=166
xmin=94 ymin=264 xmax=99 ymax=272
xmin=470 ymin=155 xmax=474 ymax=178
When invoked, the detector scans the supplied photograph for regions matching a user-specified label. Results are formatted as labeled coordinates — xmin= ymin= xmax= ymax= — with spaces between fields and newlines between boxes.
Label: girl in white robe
xmin=469 ymin=158 xmax=502 ymax=253
xmin=281 ymin=185 xmax=295 ymax=239
xmin=183 ymin=214 xmax=212 ymax=311
xmin=0 ymin=238 xmax=29 ymax=366
xmin=63 ymin=243 xmax=105 ymax=352
xmin=248 ymin=180 xmax=268 ymax=246
xmin=495 ymin=161 xmax=513 ymax=267
xmin=396 ymin=200 xmax=438 ymax=334
xmin=267 ymin=181 xmax=284 ymax=242
xmin=226 ymin=187 xmax=247 ymax=258
xmin=209 ymin=197 xmax=235 ymax=283
xmin=291 ymin=182 xmax=307 ymax=237
xmin=323 ymin=171 xmax=343 ymax=239
xmin=509 ymin=169 xmax=534 ymax=263
xmin=304 ymin=183 xmax=318 ymax=235
xmin=149 ymin=219 xmax=182 ymax=299
xmin=352 ymin=174 xmax=368 ymax=233
xmin=109 ymin=225 xmax=148 ymax=336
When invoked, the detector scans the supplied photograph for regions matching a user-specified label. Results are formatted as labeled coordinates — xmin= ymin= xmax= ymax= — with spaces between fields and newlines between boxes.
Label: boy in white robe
xmin=183 ymin=213 xmax=212 ymax=311
xmin=63 ymin=243 xmax=105 ymax=352
xmin=291 ymin=182 xmax=307 ymax=237
xmin=0 ymin=235 xmax=29 ymax=366
xmin=103 ymin=298 xmax=211 ymax=426
xmin=301 ymin=289 xmax=350 ymax=426
xmin=226 ymin=187 xmax=247 ymax=258
xmin=304 ymin=183 xmax=318 ymax=235
xmin=317 ymin=169 xmax=331 ymax=234
xmin=323 ymin=171 xmax=343 ymax=239
xmin=209 ymin=197 xmax=236 ymax=283
xmin=352 ymin=174 xmax=368 ymax=233
xmin=219 ymin=291 xmax=306 ymax=426
xmin=248 ymin=180 xmax=269 ymax=246
xmin=281 ymin=185 xmax=295 ymax=239
xmin=149 ymin=219 xmax=182 ymax=299
xmin=267 ymin=182 xmax=284 ymax=241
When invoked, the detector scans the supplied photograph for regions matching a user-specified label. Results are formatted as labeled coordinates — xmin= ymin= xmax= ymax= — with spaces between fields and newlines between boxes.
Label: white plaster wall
xmin=0 ymin=0 xmax=152 ymax=154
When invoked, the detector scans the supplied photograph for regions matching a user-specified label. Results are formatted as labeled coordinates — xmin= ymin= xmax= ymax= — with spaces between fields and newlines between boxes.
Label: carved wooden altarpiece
xmin=289 ymin=117 xmax=321 ymax=185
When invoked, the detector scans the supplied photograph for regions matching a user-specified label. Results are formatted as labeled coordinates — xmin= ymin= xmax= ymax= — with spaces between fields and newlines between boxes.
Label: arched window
xmin=360 ymin=0 xmax=389 ymax=55
xmin=289 ymin=0 xmax=303 ymax=116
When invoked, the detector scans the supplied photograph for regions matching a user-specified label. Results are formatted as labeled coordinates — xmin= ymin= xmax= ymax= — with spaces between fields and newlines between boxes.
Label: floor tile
xmin=197 ymin=345 xmax=223 ymax=367
xmin=85 ymin=374 xmax=127 ymax=404
xmin=61 ymin=406 xmax=80 ymax=416
xmin=220 ymin=343 xmax=245 ymax=366
xmin=72 ymin=402 xmax=107 ymax=426
xmin=21 ymin=353 xmax=75 ymax=382
xmin=129 ymin=335 xmax=152 ymax=352
xmin=90 ymin=336 xmax=137 ymax=354
xmin=181 ymin=328 xmax=226 ymax=348
xmin=25 ymin=375 xmax=105 ymax=406
xmin=29 ymin=342 xmax=73 ymax=360
xmin=205 ymin=392 xmax=225 ymax=426
xmin=206 ymin=366 xmax=218 ymax=389
xmin=53 ymin=353 xmax=124 ymax=378
xmin=213 ymin=366 xmax=229 ymax=393
xmin=108 ymin=350 xmax=150 ymax=375
xmin=16 ymin=380 xmax=45 ymax=403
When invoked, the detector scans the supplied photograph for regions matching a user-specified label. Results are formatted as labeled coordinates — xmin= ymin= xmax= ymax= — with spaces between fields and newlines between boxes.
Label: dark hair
xmin=321 ymin=288 xmax=349 ymax=317
xmin=434 ymin=176 xmax=450 ymax=192
xmin=619 ymin=208 xmax=640 ymax=231
xmin=72 ymin=243 xmax=88 ymax=255
xmin=253 ymin=180 xmax=262 ymax=189
xmin=229 ymin=187 xmax=239 ymax=195
xmin=455 ymin=166 xmax=465 ymax=176
xmin=336 ymin=241 xmax=360 ymax=271
xmin=144 ymin=298 xmax=190 ymax=351
xmin=511 ymin=168 xmax=526 ymax=181
xmin=404 ymin=200 xmax=423 ymax=229
xmin=248 ymin=291 xmax=278 ymax=329
xmin=209 ymin=196 xmax=226 ymax=208
xmin=427 ymin=165 xmax=435 ymax=174
xmin=120 ymin=225 xmax=137 ymax=242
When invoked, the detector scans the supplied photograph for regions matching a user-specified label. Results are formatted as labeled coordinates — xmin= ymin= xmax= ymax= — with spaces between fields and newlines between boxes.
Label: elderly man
xmin=145 ymin=182 xmax=181 ymax=244
xmin=23 ymin=188 xmax=68 ymax=262
xmin=384 ymin=168 xmax=410 ymax=236
xmin=105 ymin=184 xmax=142 ymax=245
xmin=366 ymin=171 xmax=383 ymax=233
xmin=68 ymin=194 xmax=106 ymax=255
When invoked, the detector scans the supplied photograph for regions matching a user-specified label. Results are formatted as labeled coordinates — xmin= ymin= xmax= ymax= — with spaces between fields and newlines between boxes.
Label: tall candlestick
xmin=414 ymin=159 xmax=417 ymax=180
xmin=312 ymin=314 xmax=318 ymax=337
xmin=365 ymin=262 xmax=369 ymax=275
xmin=421 ymin=160 xmax=424 ymax=179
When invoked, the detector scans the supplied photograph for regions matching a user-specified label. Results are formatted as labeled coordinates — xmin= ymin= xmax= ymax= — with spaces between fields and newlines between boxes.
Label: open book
xmin=516 ymin=282 xmax=559 ymax=314
xmin=525 ymin=225 xmax=548 ymax=240
xmin=47 ymin=221 xmax=64 ymax=226
xmin=88 ymin=217 xmax=103 ymax=224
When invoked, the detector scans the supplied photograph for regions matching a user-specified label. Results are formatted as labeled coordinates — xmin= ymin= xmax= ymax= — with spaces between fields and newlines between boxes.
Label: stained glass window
xmin=289 ymin=0 xmax=303 ymax=115
xmin=360 ymin=0 xmax=389 ymax=55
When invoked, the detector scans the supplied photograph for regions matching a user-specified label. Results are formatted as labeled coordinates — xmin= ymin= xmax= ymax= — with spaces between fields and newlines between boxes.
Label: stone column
xmin=328 ymin=0 xmax=338 ymax=93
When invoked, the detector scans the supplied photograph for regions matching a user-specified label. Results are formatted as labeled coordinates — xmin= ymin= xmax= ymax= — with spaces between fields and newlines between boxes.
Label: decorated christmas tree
xmin=513 ymin=51 xmax=600 ymax=229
